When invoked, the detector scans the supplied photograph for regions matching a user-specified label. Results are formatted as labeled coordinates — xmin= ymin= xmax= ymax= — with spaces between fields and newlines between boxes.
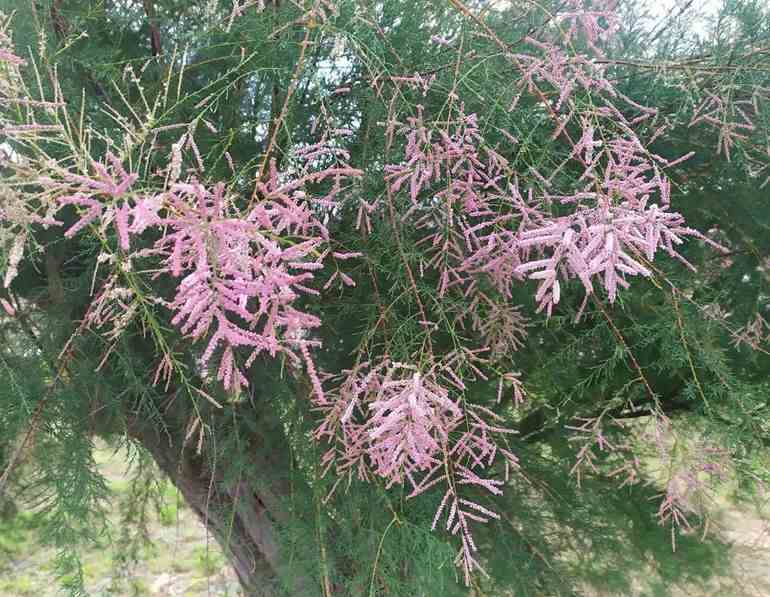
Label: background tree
xmin=0 ymin=0 xmax=769 ymax=595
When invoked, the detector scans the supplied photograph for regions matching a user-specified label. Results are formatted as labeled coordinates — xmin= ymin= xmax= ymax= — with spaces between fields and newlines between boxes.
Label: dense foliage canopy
xmin=1 ymin=0 xmax=770 ymax=595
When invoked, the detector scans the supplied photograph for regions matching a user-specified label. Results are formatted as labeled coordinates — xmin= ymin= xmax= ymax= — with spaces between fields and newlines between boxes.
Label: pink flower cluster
xmin=514 ymin=38 xmax=616 ymax=112
xmin=516 ymin=199 xmax=702 ymax=314
xmin=384 ymin=101 xmax=714 ymax=317
xmin=0 ymin=189 xmax=59 ymax=288
xmin=689 ymin=89 xmax=763 ymax=162
xmin=158 ymin=180 xmax=329 ymax=390
xmin=42 ymin=153 xmax=139 ymax=247
xmin=314 ymin=361 xmax=519 ymax=582
xmin=555 ymin=0 xmax=621 ymax=56
xmin=35 ymin=150 xmax=362 ymax=391
xmin=385 ymin=106 xmax=517 ymax=300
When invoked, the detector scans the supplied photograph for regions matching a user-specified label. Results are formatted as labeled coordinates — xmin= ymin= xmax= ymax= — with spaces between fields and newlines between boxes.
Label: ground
xmin=1 ymin=443 xmax=769 ymax=596
xmin=0 ymin=442 xmax=240 ymax=596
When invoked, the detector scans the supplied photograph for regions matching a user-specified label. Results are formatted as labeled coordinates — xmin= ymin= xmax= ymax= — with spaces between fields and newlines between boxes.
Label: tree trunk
xmin=128 ymin=418 xmax=317 ymax=596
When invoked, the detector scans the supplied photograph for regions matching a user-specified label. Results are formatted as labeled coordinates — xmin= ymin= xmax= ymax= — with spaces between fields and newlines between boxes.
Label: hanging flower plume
xmin=689 ymin=87 xmax=770 ymax=165
xmin=314 ymin=360 xmax=519 ymax=582
xmin=0 ymin=187 xmax=59 ymax=288
xmin=466 ymin=297 xmax=530 ymax=360
xmin=157 ymin=179 xmax=328 ymax=391
xmin=383 ymin=105 xmax=715 ymax=317
xmin=365 ymin=368 xmax=463 ymax=483
xmin=154 ymin=157 xmax=361 ymax=391
xmin=0 ymin=23 xmax=61 ymax=289
xmin=383 ymin=27 xmax=728 ymax=317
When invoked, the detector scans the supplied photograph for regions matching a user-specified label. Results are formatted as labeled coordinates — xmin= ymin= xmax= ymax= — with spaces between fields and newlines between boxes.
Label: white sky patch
xmin=486 ymin=0 xmax=724 ymax=40
xmin=646 ymin=0 xmax=722 ymax=36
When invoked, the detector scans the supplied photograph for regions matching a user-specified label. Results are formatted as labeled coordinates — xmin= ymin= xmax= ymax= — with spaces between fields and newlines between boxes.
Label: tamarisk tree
xmin=1 ymin=0 xmax=770 ymax=594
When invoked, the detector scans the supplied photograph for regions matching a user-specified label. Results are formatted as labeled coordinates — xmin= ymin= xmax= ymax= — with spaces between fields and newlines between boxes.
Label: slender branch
xmin=250 ymin=13 xmax=315 ymax=204
xmin=646 ymin=0 xmax=697 ymax=46
xmin=446 ymin=0 xmax=584 ymax=162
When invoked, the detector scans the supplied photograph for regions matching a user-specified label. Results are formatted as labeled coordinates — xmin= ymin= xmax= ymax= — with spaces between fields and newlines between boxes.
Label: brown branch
xmin=44 ymin=248 xmax=65 ymax=306
xmin=50 ymin=0 xmax=68 ymax=39
xmin=142 ymin=0 xmax=163 ymax=57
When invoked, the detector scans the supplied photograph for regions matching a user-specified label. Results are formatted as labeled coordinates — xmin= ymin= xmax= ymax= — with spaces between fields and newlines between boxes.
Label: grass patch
xmin=0 ymin=511 xmax=41 ymax=565
xmin=191 ymin=545 xmax=227 ymax=577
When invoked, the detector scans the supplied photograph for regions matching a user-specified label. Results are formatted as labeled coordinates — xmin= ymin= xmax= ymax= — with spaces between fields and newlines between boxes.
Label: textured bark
xmin=128 ymin=418 xmax=316 ymax=596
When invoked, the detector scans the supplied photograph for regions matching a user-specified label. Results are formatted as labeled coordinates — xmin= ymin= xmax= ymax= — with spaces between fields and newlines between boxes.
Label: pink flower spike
xmin=0 ymin=298 xmax=15 ymax=316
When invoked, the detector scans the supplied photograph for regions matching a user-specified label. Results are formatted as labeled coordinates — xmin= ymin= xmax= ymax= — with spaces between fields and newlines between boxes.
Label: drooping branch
xmin=517 ymin=389 xmax=698 ymax=443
